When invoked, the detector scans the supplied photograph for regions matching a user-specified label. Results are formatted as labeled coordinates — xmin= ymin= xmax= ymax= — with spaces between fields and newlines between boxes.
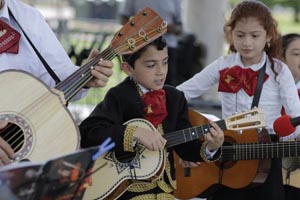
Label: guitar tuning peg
xmin=256 ymin=127 xmax=262 ymax=133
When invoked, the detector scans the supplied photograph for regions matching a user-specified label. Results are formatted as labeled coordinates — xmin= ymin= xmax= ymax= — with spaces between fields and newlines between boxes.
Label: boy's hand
xmin=205 ymin=121 xmax=224 ymax=151
xmin=133 ymin=127 xmax=166 ymax=151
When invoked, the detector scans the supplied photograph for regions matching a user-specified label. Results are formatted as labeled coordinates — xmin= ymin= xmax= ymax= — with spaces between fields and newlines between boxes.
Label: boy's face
xmin=130 ymin=45 xmax=168 ymax=91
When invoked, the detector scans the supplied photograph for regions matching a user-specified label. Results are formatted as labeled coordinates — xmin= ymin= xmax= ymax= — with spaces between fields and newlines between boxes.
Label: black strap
xmin=8 ymin=8 xmax=61 ymax=84
xmin=251 ymin=62 xmax=266 ymax=108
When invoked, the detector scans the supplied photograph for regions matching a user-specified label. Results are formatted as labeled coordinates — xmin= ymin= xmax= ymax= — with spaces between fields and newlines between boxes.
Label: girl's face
xmin=232 ymin=17 xmax=270 ymax=66
xmin=284 ymin=38 xmax=300 ymax=81
xmin=125 ymin=45 xmax=168 ymax=91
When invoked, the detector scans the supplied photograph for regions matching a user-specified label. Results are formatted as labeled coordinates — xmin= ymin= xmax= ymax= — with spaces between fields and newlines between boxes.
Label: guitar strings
xmin=221 ymin=142 xmax=300 ymax=160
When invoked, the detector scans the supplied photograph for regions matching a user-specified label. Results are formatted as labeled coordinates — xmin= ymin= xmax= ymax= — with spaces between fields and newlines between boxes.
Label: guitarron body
xmin=0 ymin=70 xmax=79 ymax=162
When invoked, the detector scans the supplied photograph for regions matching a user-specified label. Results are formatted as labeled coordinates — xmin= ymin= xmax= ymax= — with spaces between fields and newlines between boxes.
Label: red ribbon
xmin=218 ymin=65 xmax=269 ymax=96
xmin=142 ymin=89 xmax=168 ymax=127
xmin=0 ymin=20 xmax=20 ymax=54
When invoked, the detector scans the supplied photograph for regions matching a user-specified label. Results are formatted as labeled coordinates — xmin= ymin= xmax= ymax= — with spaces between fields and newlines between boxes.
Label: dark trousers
xmin=285 ymin=185 xmax=300 ymax=200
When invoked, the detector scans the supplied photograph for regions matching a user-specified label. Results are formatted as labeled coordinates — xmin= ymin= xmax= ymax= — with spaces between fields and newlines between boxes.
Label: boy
xmin=79 ymin=36 xmax=224 ymax=199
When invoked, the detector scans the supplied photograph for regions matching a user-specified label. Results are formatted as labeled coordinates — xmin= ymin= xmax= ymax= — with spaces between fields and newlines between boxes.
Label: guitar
xmin=282 ymin=157 xmax=300 ymax=188
xmin=82 ymin=108 xmax=266 ymax=200
xmin=0 ymin=7 xmax=167 ymax=163
xmin=174 ymin=110 xmax=300 ymax=199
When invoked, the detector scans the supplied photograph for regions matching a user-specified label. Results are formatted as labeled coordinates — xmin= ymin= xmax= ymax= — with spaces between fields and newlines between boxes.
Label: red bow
xmin=142 ymin=89 xmax=168 ymax=127
xmin=218 ymin=65 xmax=269 ymax=96
xmin=0 ymin=20 xmax=20 ymax=54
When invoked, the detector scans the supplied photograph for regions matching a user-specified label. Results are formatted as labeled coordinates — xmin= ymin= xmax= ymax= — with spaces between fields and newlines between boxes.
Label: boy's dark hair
xmin=122 ymin=36 xmax=167 ymax=68
xmin=282 ymin=33 xmax=300 ymax=59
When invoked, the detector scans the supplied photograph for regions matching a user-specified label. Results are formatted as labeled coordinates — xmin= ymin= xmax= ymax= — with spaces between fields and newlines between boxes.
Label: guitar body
xmin=82 ymin=118 xmax=166 ymax=200
xmin=0 ymin=70 xmax=79 ymax=162
xmin=174 ymin=109 xmax=271 ymax=199
xmin=282 ymin=158 xmax=300 ymax=188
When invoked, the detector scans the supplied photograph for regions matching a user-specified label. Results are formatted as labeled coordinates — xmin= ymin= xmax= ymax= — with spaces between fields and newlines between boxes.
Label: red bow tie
xmin=218 ymin=65 xmax=269 ymax=96
xmin=0 ymin=20 xmax=20 ymax=54
xmin=142 ymin=89 xmax=168 ymax=127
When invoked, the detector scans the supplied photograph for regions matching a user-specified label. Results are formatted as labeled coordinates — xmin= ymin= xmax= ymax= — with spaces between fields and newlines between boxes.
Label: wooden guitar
xmin=82 ymin=108 xmax=266 ymax=200
xmin=0 ymin=7 xmax=167 ymax=163
xmin=174 ymin=110 xmax=300 ymax=199
xmin=282 ymin=157 xmax=300 ymax=188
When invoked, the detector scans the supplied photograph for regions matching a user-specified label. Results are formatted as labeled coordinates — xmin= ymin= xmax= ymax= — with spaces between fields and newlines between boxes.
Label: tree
xmin=260 ymin=0 xmax=299 ymax=22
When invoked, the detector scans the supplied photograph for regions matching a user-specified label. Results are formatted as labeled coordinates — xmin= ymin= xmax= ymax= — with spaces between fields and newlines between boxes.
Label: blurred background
xmin=22 ymin=0 xmax=300 ymax=123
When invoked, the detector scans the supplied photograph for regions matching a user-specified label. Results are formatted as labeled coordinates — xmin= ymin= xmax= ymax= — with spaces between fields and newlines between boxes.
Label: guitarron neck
xmin=55 ymin=47 xmax=117 ymax=102
xmin=164 ymin=120 xmax=227 ymax=148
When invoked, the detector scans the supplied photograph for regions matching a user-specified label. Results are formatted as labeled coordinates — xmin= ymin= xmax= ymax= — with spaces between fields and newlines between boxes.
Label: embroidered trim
xmin=157 ymin=124 xmax=164 ymax=135
xmin=200 ymin=141 xmax=222 ymax=162
xmin=124 ymin=125 xmax=137 ymax=152
xmin=165 ymin=158 xmax=176 ymax=189
xmin=128 ymin=182 xmax=157 ymax=193
xmin=129 ymin=193 xmax=174 ymax=200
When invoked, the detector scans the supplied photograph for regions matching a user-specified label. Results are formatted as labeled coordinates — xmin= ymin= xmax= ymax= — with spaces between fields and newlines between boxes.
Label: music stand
xmin=0 ymin=138 xmax=114 ymax=200
xmin=0 ymin=162 xmax=42 ymax=200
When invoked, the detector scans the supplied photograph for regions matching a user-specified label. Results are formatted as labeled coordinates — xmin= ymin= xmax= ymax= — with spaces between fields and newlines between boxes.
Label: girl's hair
xmin=224 ymin=1 xmax=282 ymax=76
xmin=122 ymin=36 xmax=167 ymax=68
xmin=282 ymin=33 xmax=300 ymax=59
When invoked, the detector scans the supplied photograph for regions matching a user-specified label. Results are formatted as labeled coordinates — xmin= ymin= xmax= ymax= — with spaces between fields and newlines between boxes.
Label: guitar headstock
xmin=224 ymin=107 xmax=266 ymax=131
xmin=110 ymin=7 xmax=167 ymax=55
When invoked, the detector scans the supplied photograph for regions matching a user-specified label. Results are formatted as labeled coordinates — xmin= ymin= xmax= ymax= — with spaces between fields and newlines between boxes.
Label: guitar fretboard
xmin=164 ymin=120 xmax=226 ymax=148
xmin=222 ymin=141 xmax=300 ymax=161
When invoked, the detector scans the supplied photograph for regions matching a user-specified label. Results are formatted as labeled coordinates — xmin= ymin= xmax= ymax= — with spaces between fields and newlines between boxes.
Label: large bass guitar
xmin=0 ymin=7 xmax=167 ymax=163
xmin=82 ymin=108 xmax=266 ymax=200
xmin=174 ymin=110 xmax=300 ymax=199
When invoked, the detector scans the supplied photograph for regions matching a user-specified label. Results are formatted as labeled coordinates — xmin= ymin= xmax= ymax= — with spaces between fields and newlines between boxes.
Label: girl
xmin=177 ymin=1 xmax=300 ymax=200
xmin=281 ymin=33 xmax=300 ymax=200
xmin=79 ymin=36 xmax=224 ymax=199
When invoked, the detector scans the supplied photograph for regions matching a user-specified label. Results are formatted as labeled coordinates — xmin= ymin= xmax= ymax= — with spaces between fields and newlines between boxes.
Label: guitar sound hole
xmin=114 ymin=151 xmax=136 ymax=164
xmin=0 ymin=122 xmax=25 ymax=153
xmin=216 ymin=141 xmax=236 ymax=169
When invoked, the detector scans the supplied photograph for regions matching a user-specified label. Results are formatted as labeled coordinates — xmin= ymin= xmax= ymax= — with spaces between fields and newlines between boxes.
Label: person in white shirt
xmin=177 ymin=1 xmax=300 ymax=200
xmin=281 ymin=33 xmax=300 ymax=200
xmin=0 ymin=0 xmax=113 ymax=165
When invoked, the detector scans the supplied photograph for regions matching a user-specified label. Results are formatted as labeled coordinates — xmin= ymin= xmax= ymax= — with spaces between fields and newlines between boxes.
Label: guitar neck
xmin=55 ymin=47 xmax=117 ymax=102
xmin=222 ymin=141 xmax=300 ymax=161
xmin=164 ymin=120 xmax=227 ymax=148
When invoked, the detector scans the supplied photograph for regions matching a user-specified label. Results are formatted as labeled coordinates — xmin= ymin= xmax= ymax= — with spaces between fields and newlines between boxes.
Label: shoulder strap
xmin=251 ymin=62 xmax=266 ymax=108
xmin=8 ymin=8 xmax=61 ymax=84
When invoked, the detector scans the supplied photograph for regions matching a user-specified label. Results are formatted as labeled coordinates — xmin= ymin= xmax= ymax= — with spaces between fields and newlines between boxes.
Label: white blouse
xmin=177 ymin=52 xmax=300 ymax=139
xmin=0 ymin=0 xmax=87 ymax=100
